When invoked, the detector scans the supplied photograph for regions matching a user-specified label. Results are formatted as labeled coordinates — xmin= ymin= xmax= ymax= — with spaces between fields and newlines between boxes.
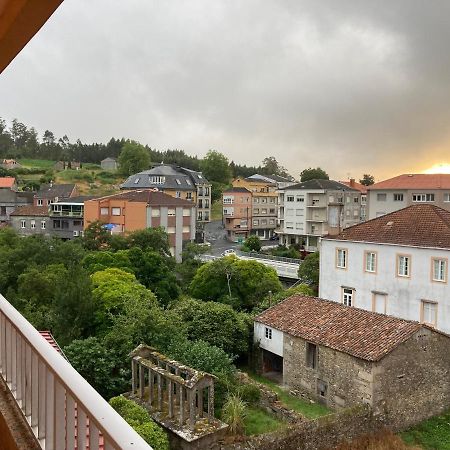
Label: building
xmin=10 ymin=205 xmax=50 ymax=236
xmin=49 ymin=196 xmax=94 ymax=239
xmin=121 ymin=164 xmax=211 ymax=224
xmin=34 ymin=183 xmax=77 ymax=206
xmin=367 ymin=173 xmax=450 ymax=219
xmin=100 ymin=157 xmax=118 ymax=171
xmin=0 ymin=177 xmax=34 ymax=223
xmin=319 ymin=204 xmax=450 ymax=334
xmin=230 ymin=177 xmax=278 ymax=240
xmin=84 ymin=190 xmax=196 ymax=262
xmin=53 ymin=161 xmax=81 ymax=171
xmin=246 ymin=173 xmax=297 ymax=190
xmin=0 ymin=158 xmax=21 ymax=170
xmin=339 ymin=179 xmax=368 ymax=221
xmin=255 ymin=294 xmax=450 ymax=428
xmin=277 ymin=179 xmax=361 ymax=252
xmin=223 ymin=187 xmax=253 ymax=242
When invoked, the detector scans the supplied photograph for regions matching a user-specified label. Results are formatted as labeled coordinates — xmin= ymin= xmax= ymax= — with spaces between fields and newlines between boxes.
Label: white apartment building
xmin=277 ymin=179 xmax=361 ymax=252
xmin=367 ymin=173 xmax=450 ymax=219
xmin=319 ymin=204 xmax=450 ymax=334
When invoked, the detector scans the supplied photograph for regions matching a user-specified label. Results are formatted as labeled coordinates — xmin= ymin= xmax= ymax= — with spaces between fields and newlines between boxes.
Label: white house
xmin=319 ymin=204 xmax=450 ymax=334
xmin=277 ymin=179 xmax=362 ymax=252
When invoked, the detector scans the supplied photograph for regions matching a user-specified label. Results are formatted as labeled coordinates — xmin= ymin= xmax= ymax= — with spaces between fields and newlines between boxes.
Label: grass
xmin=211 ymin=200 xmax=222 ymax=221
xmin=336 ymin=430 xmax=420 ymax=450
xmin=400 ymin=410 xmax=450 ymax=450
xmin=248 ymin=372 xmax=330 ymax=419
xmin=244 ymin=406 xmax=284 ymax=436
xmin=18 ymin=158 xmax=55 ymax=168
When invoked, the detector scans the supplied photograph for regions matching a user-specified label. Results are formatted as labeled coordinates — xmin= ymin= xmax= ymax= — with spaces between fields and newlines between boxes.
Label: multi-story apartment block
xmin=367 ymin=173 xmax=450 ymax=219
xmin=10 ymin=206 xmax=50 ymax=236
xmin=0 ymin=177 xmax=33 ymax=223
xmin=84 ymin=190 xmax=196 ymax=262
xmin=319 ymin=204 xmax=450 ymax=334
xmin=121 ymin=164 xmax=211 ymax=224
xmin=223 ymin=187 xmax=252 ymax=242
xmin=339 ymin=178 xmax=368 ymax=221
xmin=232 ymin=177 xmax=278 ymax=239
xmin=277 ymin=179 xmax=361 ymax=252
xmin=34 ymin=183 xmax=78 ymax=206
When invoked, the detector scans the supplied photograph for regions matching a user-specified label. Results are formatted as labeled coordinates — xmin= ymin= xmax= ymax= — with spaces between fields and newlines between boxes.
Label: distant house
xmin=1 ymin=159 xmax=21 ymax=170
xmin=53 ymin=161 xmax=81 ymax=171
xmin=100 ymin=157 xmax=117 ymax=171
xmin=255 ymin=295 xmax=450 ymax=429
xmin=339 ymin=178 xmax=368 ymax=221
xmin=34 ymin=183 xmax=78 ymax=206
xmin=0 ymin=177 xmax=33 ymax=223
xmin=10 ymin=206 xmax=50 ymax=237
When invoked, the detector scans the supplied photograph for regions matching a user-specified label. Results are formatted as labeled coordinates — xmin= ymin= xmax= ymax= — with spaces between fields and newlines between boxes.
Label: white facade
xmin=254 ymin=322 xmax=284 ymax=357
xmin=319 ymin=238 xmax=450 ymax=334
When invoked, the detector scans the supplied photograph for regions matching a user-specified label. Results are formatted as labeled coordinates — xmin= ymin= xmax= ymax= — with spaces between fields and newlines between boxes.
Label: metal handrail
xmin=0 ymin=294 xmax=151 ymax=450
xmin=237 ymin=251 xmax=302 ymax=265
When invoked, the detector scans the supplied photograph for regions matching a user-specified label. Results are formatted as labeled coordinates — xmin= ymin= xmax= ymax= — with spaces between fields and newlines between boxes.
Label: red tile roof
xmin=326 ymin=204 xmax=450 ymax=249
xmin=0 ymin=177 xmax=16 ymax=188
xmin=255 ymin=295 xmax=425 ymax=361
xmin=10 ymin=205 xmax=48 ymax=217
xmin=339 ymin=180 xmax=367 ymax=194
xmin=39 ymin=331 xmax=66 ymax=357
xmin=368 ymin=174 xmax=450 ymax=190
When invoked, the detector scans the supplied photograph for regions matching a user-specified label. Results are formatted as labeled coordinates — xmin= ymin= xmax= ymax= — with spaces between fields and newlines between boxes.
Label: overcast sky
xmin=1 ymin=0 xmax=450 ymax=180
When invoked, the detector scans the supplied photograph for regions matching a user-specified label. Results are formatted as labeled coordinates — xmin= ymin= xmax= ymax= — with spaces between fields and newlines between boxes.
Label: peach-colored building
xmin=84 ymin=190 xmax=196 ymax=261
xmin=222 ymin=187 xmax=252 ymax=242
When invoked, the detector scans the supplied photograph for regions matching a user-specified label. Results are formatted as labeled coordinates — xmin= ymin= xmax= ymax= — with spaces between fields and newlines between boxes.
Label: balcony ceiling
xmin=0 ymin=0 xmax=63 ymax=74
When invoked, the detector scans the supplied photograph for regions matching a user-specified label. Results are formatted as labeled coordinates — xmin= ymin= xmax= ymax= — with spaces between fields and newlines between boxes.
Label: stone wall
xmin=283 ymin=335 xmax=375 ymax=410
xmin=374 ymin=328 xmax=450 ymax=428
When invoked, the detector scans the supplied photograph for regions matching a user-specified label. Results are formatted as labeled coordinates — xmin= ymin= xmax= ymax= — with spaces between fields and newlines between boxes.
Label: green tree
xmin=83 ymin=221 xmax=111 ymax=251
xmin=118 ymin=141 xmax=150 ymax=176
xmin=242 ymin=235 xmax=261 ymax=252
xmin=261 ymin=156 xmax=290 ymax=178
xmin=200 ymin=150 xmax=232 ymax=184
xmin=360 ymin=174 xmax=375 ymax=186
xmin=300 ymin=167 xmax=329 ymax=182
xmin=82 ymin=250 xmax=133 ymax=274
xmin=126 ymin=227 xmax=170 ymax=255
xmin=176 ymin=243 xmax=207 ymax=289
xmin=298 ymin=251 xmax=320 ymax=293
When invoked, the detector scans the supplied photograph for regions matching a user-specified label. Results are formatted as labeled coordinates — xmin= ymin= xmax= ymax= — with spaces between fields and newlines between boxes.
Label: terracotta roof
xmin=10 ymin=205 xmax=49 ymax=217
xmin=339 ymin=180 xmax=367 ymax=194
xmin=368 ymin=174 xmax=450 ymax=190
xmin=39 ymin=331 xmax=66 ymax=359
xmin=255 ymin=295 xmax=424 ymax=361
xmin=0 ymin=177 xmax=16 ymax=188
xmin=90 ymin=189 xmax=194 ymax=206
xmin=326 ymin=204 xmax=450 ymax=249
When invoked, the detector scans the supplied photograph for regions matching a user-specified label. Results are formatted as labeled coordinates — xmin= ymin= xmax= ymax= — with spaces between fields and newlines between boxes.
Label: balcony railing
xmin=49 ymin=211 xmax=83 ymax=218
xmin=0 ymin=294 xmax=151 ymax=450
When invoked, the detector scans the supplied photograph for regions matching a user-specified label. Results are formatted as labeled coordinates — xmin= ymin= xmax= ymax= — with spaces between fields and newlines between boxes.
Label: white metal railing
xmin=0 ymin=294 xmax=152 ymax=450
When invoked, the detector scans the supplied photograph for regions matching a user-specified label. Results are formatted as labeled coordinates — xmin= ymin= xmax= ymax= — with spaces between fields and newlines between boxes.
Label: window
xmin=269 ymin=219 xmax=275 ymax=225
xmin=20 ymin=220 xmax=26 ymax=229
xmin=261 ymin=198 xmax=267 ymax=203
xmin=186 ymin=178 xmax=192 ymax=185
xmin=182 ymin=226 xmax=190 ymax=233
xmin=393 ymin=193 xmax=404 ymax=201
xmin=286 ymin=222 xmax=294 ymax=229
xmin=73 ymin=230 xmax=79 ymax=237
xmin=111 ymin=207 xmax=121 ymax=216
xmin=253 ymin=219 xmax=259 ymax=226
xmin=269 ymin=197 xmax=275 ymax=203
xmin=287 ymin=196 xmax=294 ymax=202
xmin=152 ymin=208 xmax=160 ymax=217
xmin=41 ymin=220 xmax=46 ymax=230
xmin=205 ymin=187 xmax=210 ymax=196
xmin=183 ymin=208 xmax=191 ymax=217
xmin=296 ymin=209 xmax=304 ymax=216
xmin=133 ymin=177 xmax=140 ymax=184
xmin=198 ymin=199 xmax=203 ymax=208
xmin=353 ymin=209 xmax=359 ymax=217
xmin=30 ymin=220 xmax=36 ymax=229
xmin=377 ymin=193 xmax=387 ymax=201
xmin=223 ymin=196 xmax=233 ymax=204
xmin=342 ymin=288 xmax=354 ymax=306
xmin=261 ymin=208 xmax=267 ymax=214
xmin=412 ymin=193 xmax=435 ymax=202
xmin=261 ymin=219 xmax=267 ymax=225
xmin=354 ymin=197 xmax=359 ymax=203
xmin=365 ymin=251 xmax=377 ymax=273
xmin=168 ymin=209 xmax=175 ymax=216
xmin=253 ymin=198 xmax=259 ymax=203
xmin=306 ymin=343 xmax=317 ymax=369
xmin=148 ymin=176 xmax=166 ymax=184
xmin=73 ymin=220 xmax=82 ymax=226
xmin=254 ymin=208 xmax=259 ymax=214
xmin=295 ymin=223 xmax=302 ymax=229
xmin=296 ymin=196 xmax=304 ymax=202
xmin=346 ymin=196 xmax=350 ymax=203
xmin=53 ymin=220 xmax=60 ymax=229
xmin=432 ymin=258 xmax=447 ymax=282
xmin=186 ymin=192 xmax=192 ymax=200
xmin=397 ymin=255 xmax=410 ymax=277
xmin=198 ymin=211 xmax=203 ymax=221
xmin=336 ymin=248 xmax=347 ymax=268
xmin=37 ymin=199 xmax=43 ymax=206
xmin=176 ymin=191 xmax=181 ymax=198
xmin=269 ymin=208 xmax=275 ymax=214
xmin=100 ymin=207 xmax=109 ymax=215
xmin=205 ymin=199 xmax=210 ymax=208
xmin=444 ymin=193 xmax=450 ymax=202
xmin=421 ymin=300 xmax=437 ymax=326
xmin=175 ymin=179 xmax=181 ymax=185
xmin=264 ymin=327 xmax=272 ymax=340
xmin=166 ymin=227 xmax=176 ymax=234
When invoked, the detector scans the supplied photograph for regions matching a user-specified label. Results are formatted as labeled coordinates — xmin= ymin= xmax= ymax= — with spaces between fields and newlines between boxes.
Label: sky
xmin=1 ymin=0 xmax=450 ymax=181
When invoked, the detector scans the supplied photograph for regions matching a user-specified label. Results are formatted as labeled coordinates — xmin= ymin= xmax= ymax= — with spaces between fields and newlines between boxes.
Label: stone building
xmin=0 ymin=177 xmax=33 ymax=223
xmin=34 ymin=183 xmax=78 ymax=206
xmin=100 ymin=157 xmax=117 ymax=171
xmin=10 ymin=205 xmax=50 ymax=236
xmin=254 ymin=295 xmax=450 ymax=428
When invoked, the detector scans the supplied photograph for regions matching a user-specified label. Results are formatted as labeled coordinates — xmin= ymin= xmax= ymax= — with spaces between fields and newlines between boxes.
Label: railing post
xmin=38 ymin=360 xmax=46 ymax=440
xmin=66 ymin=393 xmax=75 ymax=448
xmin=31 ymin=351 xmax=39 ymax=428
xmin=45 ymin=369 xmax=54 ymax=450
xmin=54 ymin=379 xmax=66 ymax=449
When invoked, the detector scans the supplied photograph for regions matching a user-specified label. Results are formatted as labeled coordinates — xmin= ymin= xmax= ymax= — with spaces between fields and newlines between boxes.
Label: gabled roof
xmin=325 ymin=204 xmax=450 ymax=249
xmin=101 ymin=157 xmax=116 ymax=162
xmin=339 ymin=180 xmax=368 ymax=194
xmin=223 ymin=187 xmax=252 ymax=193
xmin=368 ymin=174 xmax=450 ymax=190
xmin=0 ymin=177 xmax=16 ymax=188
xmin=10 ymin=205 xmax=48 ymax=217
xmin=281 ymin=179 xmax=359 ymax=191
xmin=247 ymin=173 xmax=293 ymax=183
xmin=89 ymin=189 xmax=194 ymax=207
xmin=255 ymin=295 xmax=429 ymax=361
xmin=36 ymin=184 xmax=76 ymax=199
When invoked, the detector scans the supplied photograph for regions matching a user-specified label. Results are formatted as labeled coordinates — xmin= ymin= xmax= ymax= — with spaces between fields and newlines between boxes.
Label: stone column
xmin=179 ymin=385 xmax=184 ymax=426
xmin=198 ymin=388 xmax=203 ymax=417
xmin=208 ymin=383 xmax=215 ymax=420
xmin=131 ymin=359 xmax=137 ymax=394
xmin=148 ymin=369 xmax=153 ymax=407
xmin=168 ymin=380 xmax=174 ymax=418
xmin=139 ymin=364 xmax=145 ymax=398
xmin=188 ymin=389 xmax=196 ymax=430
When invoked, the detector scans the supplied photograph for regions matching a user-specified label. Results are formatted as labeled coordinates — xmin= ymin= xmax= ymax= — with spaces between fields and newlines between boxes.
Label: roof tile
xmin=368 ymin=174 xmax=450 ymax=190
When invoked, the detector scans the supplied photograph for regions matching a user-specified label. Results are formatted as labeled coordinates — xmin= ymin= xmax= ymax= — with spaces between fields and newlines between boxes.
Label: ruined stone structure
xmin=130 ymin=345 xmax=225 ymax=441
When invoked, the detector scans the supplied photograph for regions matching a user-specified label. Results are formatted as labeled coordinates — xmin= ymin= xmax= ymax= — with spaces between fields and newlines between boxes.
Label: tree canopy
xmin=200 ymin=150 xmax=232 ymax=184
xmin=298 ymin=251 xmax=320 ymax=293
xmin=118 ymin=141 xmax=150 ymax=176
xmin=360 ymin=174 xmax=375 ymax=186
xmin=300 ymin=167 xmax=329 ymax=182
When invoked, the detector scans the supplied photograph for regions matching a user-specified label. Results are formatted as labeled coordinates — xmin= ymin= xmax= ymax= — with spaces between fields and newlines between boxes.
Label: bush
xmin=237 ymin=384 xmax=261 ymax=405
xmin=222 ymin=394 xmax=247 ymax=435
xmin=109 ymin=396 xmax=169 ymax=450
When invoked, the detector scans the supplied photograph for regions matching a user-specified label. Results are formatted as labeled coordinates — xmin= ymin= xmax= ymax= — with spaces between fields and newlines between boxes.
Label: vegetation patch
xmin=18 ymin=158 xmax=55 ymax=169
xmin=244 ymin=406 xmax=284 ymax=436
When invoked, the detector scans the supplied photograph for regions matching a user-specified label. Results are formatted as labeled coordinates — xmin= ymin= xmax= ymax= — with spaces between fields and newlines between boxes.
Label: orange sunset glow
xmin=424 ymin=163 xmax=450 ymax=174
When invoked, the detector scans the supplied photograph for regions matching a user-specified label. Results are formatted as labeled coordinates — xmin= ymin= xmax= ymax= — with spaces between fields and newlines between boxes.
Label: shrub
xmin=222 ymin=394 xmax=247 ymax=435
xmin=109 ymin=396 xmax=169 ymax=450
xmin=237 ymin=384 xmax=261 ymax=405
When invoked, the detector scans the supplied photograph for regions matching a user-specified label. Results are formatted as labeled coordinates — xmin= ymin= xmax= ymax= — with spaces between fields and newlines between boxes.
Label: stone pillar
xmin=139 ymin=364 xmax=145 ymax=398
xmin=179 ymin=385 xmax=184 ymax=426
xmin=198 ymin=388 xmax=203 ymax=417
xmin=148 ymin=369 xmax=153 ymax=407
xmin=168 ymin=380 xmax=173 ymax=418
xmin=188 ymin=389 xmax=196 ymax=430
xmin=157 ymin=373 xmax=163 ymax=410
xmin=131 ymin=359 xmax=137 ymax=394
xmin=208 ymin=383 xmax=214 ymax=420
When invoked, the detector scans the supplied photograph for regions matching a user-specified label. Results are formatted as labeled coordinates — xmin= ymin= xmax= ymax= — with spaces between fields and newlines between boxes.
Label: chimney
xmin=349 ymin=178 xmax=355 ymax=188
